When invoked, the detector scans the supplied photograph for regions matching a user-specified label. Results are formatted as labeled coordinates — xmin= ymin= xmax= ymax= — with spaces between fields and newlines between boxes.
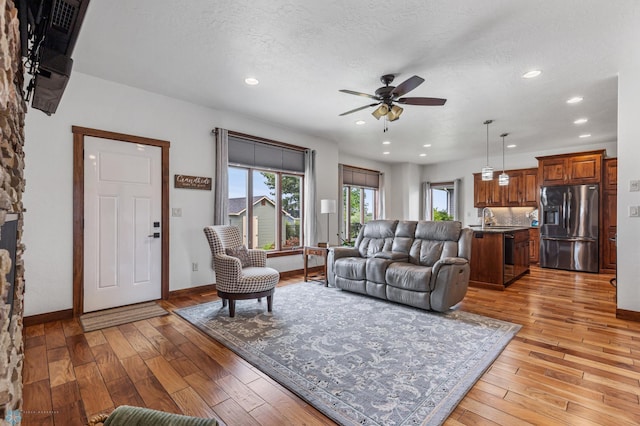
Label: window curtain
xmin=337 ymin=164 xmax=344 ymax=241
xmin=377 ymin=172 xmax=385 ymax=219
xmin=303 ymin=149 xmax=317 ymax=246
xmin=421 ymin=181 xmax=432 ymax=220
xmin=213 ymin=128 xmax=229 ymax=225
xmin=453 ymin=178 xmax=462 ymax=221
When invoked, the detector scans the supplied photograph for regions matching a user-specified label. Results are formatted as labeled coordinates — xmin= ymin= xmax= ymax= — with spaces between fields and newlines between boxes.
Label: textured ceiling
xmin=72 ymin=0 xmax=639 ymax=164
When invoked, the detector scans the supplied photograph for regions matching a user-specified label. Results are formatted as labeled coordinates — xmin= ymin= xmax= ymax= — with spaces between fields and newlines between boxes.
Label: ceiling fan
xmin=338 ymin=74 xmax=446 ymax=122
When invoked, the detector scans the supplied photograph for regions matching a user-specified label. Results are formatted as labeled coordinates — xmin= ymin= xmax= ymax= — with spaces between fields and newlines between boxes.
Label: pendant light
xmin=498 ymin=132 xmax=510 ymax=186
xmin=481 ymin=119 xmax=494 ymax=181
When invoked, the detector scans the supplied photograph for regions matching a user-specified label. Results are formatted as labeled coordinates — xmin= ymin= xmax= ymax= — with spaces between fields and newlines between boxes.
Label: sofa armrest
xmin=330 ymin=246 xmax=360 ymax=260
xmin=429 ymin=257 xmax=471 ymax=312
xmin=373 ymin=251 xmax=409 ymax=262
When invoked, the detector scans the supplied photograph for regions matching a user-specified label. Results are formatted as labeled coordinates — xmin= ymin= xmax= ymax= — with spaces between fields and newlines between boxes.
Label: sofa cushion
xmin=415 ymin=221 xmax=462 ymax=241
xmin=356 ymin=220 xmax=398 ymax=257
xmin=385 ymin=262 xmax=432 ymax=292
xmin=335 ymin=257 xmax=367 ymax=280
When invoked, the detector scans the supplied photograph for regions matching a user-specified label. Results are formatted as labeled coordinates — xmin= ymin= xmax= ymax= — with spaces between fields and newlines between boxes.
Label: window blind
xmin=341 ymin=165 xmax=380 ymax=189
xmin=228 ymin=135 xmax=305 ymax=173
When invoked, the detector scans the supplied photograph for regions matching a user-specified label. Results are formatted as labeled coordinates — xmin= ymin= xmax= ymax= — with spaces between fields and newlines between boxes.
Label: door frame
xmin=72 ymin=126 xmax=170 ymax=316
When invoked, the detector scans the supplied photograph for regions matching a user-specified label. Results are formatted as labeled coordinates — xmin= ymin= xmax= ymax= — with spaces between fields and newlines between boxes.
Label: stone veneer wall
xmin=0 ymin=0 xmax=26 ymax=422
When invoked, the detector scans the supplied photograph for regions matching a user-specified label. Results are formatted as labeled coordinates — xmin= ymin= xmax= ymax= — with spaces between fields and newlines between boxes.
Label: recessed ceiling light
xmin=419 ymin=153 xmax=427 ymax=157
xmin=579 ymin=134 xmax=591 ymax=138
xmin=574 ymin=118 xmax=588 ymax=124
xmin=383 ymin=151 xmax=390 ymax=155
xmin=506 ymin=144 xmax=516 ymax=149
xmin=244 ymin=77 xmax=259 ymax=85
xmin=355 ymin=120 xmax=366 ymax=125
xmin=423 ymin=144 xmax=431 ymax=148
xmin=522 ymin=70 xmax=542 ymax=79
xmin=382 ymin=141 xmax=391 ymax=145
xmin=567 ymin=96 xmax=583 ymax=104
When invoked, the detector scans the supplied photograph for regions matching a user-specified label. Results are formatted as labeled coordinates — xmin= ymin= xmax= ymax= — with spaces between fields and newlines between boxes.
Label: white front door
xmin=83 ymin=136 xmax=162 ymax=312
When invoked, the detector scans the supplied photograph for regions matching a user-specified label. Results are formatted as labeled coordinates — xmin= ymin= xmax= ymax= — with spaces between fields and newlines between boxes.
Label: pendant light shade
xmin=481 ymin=120 xmax=494 ymax=181
xmin=498 ymin=132 xmax=509 ymax=186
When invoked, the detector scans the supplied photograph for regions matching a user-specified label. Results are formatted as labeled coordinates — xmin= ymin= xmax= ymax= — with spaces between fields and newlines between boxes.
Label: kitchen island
xmin=469 ymin=226 xmax=530 ymax=290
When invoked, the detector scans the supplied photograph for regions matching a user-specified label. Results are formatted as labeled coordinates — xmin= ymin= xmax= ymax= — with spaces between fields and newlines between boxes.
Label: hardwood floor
xmin=22 ymin=266 xmax=638 ymax=425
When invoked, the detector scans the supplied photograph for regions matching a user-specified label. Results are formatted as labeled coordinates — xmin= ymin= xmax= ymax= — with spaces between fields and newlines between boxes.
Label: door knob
xmin=148 ymin=233 xmax=160 ymax=238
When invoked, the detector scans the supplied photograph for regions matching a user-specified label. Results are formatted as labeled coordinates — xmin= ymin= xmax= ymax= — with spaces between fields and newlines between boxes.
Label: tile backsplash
xmin=477 ymin=207 xmax=537 ymax=226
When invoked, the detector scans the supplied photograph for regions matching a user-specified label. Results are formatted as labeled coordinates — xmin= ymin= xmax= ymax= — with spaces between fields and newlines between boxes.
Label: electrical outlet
xmin=631 ymin=180 xmax=640 ymax=192
xmin=172 ymin=208 xmax=182 ymax=217
xmin=192 ymin=262 xmax=198 ymax=271
xmin=630 ymin=206 xmax=640 ymax=217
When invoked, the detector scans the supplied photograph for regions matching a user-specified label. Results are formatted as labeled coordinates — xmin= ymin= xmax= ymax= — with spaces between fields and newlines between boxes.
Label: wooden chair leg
xmin=222 ymin=299 xmax=227 ymax=308
xmin=229 ymin=300 xmax=236 ymax=317
xmin=257 ymin=297 xmax=261 ymax=302
xmin=267 ymin=295 xmax=273 ymax=312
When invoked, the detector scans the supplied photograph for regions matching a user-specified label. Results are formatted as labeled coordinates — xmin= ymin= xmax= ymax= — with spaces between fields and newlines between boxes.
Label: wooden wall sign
xmin=174 ymin=174 xmax=212 ymax=190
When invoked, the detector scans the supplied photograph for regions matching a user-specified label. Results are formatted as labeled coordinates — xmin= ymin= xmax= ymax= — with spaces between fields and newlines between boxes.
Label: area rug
xmin=80 ymin=301 xmax=168 ymax=332
xmin=175 ymin=284 xmax=521 ymax=425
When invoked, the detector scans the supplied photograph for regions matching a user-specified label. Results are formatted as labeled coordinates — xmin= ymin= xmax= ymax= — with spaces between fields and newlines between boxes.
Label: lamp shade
xmin=320 ymin=199 xmax=337 ymax=214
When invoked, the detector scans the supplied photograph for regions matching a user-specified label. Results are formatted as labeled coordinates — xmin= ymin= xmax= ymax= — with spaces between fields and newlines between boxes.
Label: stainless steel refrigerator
xmin=540 ymin=184 xmax=599 ymax=272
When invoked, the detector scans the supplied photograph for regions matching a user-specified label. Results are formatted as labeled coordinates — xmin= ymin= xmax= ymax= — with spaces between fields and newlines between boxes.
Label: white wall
xmin=23 ymin=72 xmax=340 ymax=316
xmin=422 ymin=141 xmax=617 ymax=227
xmin=617 ymin=58 xmax=640 ymax=313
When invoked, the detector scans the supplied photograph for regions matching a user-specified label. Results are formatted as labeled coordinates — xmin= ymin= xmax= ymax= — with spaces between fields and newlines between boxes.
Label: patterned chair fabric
xmin=203 ymin=226 xmax=279 ymax=316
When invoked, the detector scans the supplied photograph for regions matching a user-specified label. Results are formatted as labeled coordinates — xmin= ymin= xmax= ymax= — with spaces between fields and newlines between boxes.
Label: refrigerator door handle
xmin=562 ymin=192 xmax=567 ymax=229
xmin=542 ymin=236 xmax=597 ymax=243
xmin=567 ymin=190 xmax=572 ymax=230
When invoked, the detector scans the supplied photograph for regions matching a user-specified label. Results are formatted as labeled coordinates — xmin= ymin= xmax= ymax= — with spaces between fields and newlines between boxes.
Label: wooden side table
xmin=303 ymin=246 xmax=329 ymax=286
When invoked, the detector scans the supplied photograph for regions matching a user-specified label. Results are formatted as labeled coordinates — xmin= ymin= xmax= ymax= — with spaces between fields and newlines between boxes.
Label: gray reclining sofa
xmin=327 ymin=220 xmax=472 ymax=312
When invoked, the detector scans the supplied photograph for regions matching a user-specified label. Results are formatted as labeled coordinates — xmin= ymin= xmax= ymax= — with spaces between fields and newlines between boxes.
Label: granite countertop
xmin=468 ymin=225 xmax=532 ymax=233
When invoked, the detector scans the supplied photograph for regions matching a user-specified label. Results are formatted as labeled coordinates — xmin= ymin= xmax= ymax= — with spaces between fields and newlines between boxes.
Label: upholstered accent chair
xmin=204 ymin=226 xmax=280 ymax=317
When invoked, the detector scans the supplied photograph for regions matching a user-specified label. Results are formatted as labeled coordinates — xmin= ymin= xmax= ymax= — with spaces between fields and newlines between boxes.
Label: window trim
xmin=229 ymin=165 xmax=304 ymax=253
xmin=429 ymin=181 xmax=455 ymax=221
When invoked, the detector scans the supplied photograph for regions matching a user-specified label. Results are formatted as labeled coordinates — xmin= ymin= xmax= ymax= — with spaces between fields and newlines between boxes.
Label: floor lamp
xmin=320 ymin=199 xmax=336 ymax=247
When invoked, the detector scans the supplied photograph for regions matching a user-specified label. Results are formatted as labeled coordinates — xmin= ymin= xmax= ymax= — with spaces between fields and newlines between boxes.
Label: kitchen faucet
xmin=481 ymin=207 xmax=493 ymax=229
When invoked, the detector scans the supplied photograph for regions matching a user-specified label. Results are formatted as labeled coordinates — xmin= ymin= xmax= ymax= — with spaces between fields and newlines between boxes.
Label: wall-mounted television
xmin=18 ymin=0 xmax=90 ymax=115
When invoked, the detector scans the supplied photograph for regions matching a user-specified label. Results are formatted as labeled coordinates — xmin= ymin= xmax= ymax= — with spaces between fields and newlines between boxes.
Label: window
xmin=227 ymin=134 xmax=305 ymax=252
xmin=340 ymin=165 xmax=381 ymax=242
xmin=430 ymin=182 xmax=455 ymax=221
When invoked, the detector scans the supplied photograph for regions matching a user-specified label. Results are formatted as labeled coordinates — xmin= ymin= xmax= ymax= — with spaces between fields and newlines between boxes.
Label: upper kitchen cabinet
xmin=474 ymin=167 xmax=538 ymax=208
xmin=473 ymin=173 xmax=504 ymax=207
xmin=536 ymin=150 xmax=604 ymax=186
xmin=505 ymin=168 xmax=539 ymax=207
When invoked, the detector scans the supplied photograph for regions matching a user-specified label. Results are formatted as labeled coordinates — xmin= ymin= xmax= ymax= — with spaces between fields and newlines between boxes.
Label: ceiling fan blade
xmin=339 ymin=103 xmax=380 ymax=116
xmin=390 ymin=75 xmax=425 ymax=97
xmin=339 ymin=89 xmax=379 ymax=101
xmin=397 ymin=97 xmax=447 ymax=106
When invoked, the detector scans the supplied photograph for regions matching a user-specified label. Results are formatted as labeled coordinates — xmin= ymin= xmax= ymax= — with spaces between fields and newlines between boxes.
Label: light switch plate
xmin=630 ymin=206 xmax=640 ymax=217
xmin=631 ymin=180 xmax=640 ymax=192
xmin=172 ymin=208 xmax=182 ymax=217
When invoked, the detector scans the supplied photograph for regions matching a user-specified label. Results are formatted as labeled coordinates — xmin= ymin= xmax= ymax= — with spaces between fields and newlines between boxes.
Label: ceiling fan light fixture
xmin=372 ymin=104 xmax=389 ymax=120
xmin=387 ymin=105 xmax=403 ymax=121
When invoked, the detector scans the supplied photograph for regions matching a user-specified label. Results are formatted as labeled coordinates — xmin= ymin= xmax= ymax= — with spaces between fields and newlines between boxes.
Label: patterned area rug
xmin=175 ymin=284 xmax=520 ymax=425
xmin=80 ymin=301 xmax=168 ymax=332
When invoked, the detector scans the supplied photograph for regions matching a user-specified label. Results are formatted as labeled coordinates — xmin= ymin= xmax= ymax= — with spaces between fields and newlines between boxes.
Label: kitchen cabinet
xmin=473 ymin=173 xmax=504 ymax=207
xmin=537 ymin=150 xmax=604 ymax=186
xmin=601 ymin=158 xmax=617 ymax=272
xmin=469 ymin=228 xmax=530 ymax=290
xmin=505 ymin=168 xmax=539 ymax=207
xmin=474 ymin=167 xmax=538 ymax=208
xmin=529 ymin=227 xmax=540 ymax=264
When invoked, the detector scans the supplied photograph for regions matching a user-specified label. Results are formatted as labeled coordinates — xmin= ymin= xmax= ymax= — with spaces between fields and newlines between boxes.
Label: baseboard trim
xmin=281 ymin=267 xmax=319 ymax=279
xmin=616 ymin=308 xmax=640 ymax=322
xmin=169 ymin=284 xmax=216 ymax=298
xmin=24 ymin=308 xmax=74 ymax=326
